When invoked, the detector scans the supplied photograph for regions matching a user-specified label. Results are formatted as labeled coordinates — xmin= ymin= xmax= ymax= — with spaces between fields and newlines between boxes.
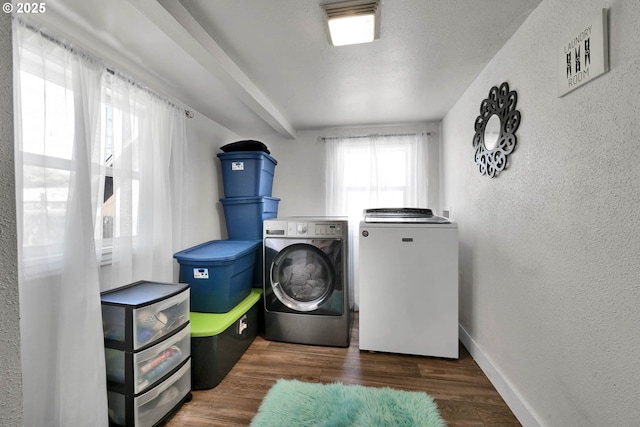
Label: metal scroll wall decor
xmin=472 ymin=82 xmax=521 ymax=177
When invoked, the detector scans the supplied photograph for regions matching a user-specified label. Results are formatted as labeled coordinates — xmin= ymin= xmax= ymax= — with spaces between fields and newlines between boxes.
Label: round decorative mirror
xmin=472 ymin=82 xmax=521 ymax=177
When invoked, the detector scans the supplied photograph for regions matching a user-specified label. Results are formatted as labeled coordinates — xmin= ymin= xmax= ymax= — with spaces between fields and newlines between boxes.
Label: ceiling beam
xmin=127 ymin=0 xmax=297 ymax=139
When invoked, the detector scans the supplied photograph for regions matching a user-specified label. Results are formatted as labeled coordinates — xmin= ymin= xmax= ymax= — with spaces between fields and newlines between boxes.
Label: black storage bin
xmin=190 ymin=289 xmax=261 ymax=390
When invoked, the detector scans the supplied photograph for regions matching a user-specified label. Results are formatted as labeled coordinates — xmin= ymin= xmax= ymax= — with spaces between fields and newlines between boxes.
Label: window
xmin=326 ymin=133 xmax=429 ymax=219
xmin=18 ymin=49 xmax=80 ymax=274
xmin=16 ymin=36 xmax=185 ymax=277
xmin=18 ymin=56 xmax=122 ymax=267
xmin=100 ymin=82 xmax=142 ymax=244
xmin=325 ymin=132 xmax=429 ymax=309
xmin=340 ymin=141 xmax=414 ymax=218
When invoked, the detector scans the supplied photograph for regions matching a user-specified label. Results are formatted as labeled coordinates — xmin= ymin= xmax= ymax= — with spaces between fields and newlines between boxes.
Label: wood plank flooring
xmin=165 ymin=314 xmax=520 ymax=426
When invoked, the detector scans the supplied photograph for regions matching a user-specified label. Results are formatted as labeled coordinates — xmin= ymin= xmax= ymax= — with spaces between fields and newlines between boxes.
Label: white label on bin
xmin=193 ymin=268 xmax=209 ymax=279
xmin=232 ymin=161 xmax=244 ymax=171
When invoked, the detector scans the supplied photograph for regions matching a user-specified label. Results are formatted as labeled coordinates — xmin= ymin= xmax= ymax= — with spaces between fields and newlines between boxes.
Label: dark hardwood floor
xmin=166 ymin=313 xmax=520 ymax=426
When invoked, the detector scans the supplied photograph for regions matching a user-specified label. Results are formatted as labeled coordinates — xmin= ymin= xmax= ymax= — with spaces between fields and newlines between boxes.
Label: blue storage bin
xmin=217 ymin=151 xmax=277 ymax=197
xmin=173 ymin=240 xmax=261 ymax=313
xmin=220 ymin=196 xmax=280 ymax=240
xmin=251 ymin=240 xmax=263 ymax=288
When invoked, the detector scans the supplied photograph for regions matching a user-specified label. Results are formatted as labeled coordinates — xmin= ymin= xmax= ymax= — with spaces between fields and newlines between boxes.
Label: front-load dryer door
xmin=270 ymin=243 xmax=335 ymax=312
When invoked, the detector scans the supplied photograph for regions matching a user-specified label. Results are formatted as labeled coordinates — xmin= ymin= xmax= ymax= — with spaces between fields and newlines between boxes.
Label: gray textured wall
xmin=442 ymin=0 xmax=640 ymax=425
xmin=0 ymin=13 xmax=23 ymax=426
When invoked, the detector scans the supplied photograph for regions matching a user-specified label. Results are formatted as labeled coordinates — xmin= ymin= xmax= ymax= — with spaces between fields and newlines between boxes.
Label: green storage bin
xmin=190 ymin=289 xmax=262 ymax=390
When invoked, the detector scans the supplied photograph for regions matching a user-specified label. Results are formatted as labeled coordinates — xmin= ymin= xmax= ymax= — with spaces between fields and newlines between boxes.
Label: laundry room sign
xmin=557 ymin=9 xmax=609 ymax=97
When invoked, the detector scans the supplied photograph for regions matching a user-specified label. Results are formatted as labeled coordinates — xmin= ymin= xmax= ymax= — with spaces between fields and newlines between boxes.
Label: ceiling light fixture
xmin=322 ymin=0 xmax=380 ymax=46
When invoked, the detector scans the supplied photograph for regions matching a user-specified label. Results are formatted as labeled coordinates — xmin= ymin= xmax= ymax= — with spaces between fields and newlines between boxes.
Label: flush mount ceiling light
xmin=322 ymin=0 xmax=380 ymax=46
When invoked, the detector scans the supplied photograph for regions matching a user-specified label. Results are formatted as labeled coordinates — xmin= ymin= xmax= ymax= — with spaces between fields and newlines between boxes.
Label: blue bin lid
xmin=219 ymin=196 xmax=280 ymax=205
xmin=173 ymin=240 xmax=260 ymax=263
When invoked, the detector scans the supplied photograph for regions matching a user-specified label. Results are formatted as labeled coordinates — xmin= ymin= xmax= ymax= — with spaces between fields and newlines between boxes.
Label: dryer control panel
xmin=314 ymin=223 xmax=342 ymax=236
xmin=264 ymin=217 xmax=347 ymax=239
xmin=287 ymin=222 xmax=342 ymax=237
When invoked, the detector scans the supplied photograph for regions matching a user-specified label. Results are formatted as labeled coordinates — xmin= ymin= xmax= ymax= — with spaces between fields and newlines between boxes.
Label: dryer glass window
xmin=270 ymin=243 xmax=337 ymax=312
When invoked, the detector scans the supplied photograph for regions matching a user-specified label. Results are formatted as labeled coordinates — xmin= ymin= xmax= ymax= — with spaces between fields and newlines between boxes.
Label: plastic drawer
xmin=108 ymin=360 xmax=191 ymax=427
xmin=105 ymin=324 xmax=191 ymax=394
xmin=102 ymin=285 xmax=190 ymax=351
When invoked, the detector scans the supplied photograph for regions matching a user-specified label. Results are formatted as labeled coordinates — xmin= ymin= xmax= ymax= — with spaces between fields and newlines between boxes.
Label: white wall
xmin=260 ymin=130 xmax=329 ymax=217
xmin=0 ymin=12 xmax=23 ymax=425
xmin=441 ymin=0 xmax=640 ymax=425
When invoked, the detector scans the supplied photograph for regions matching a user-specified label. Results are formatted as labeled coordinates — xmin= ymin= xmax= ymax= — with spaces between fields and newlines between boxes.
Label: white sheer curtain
xmin=13 ymin=21 xmax=108 ymax=426
xmin=14 ymin=19 xmax=188 ymax=424
xmin=325 ymin=133 xmax=429 ymax=308
xmin=103 ymin=73 xmax=187 ymax=289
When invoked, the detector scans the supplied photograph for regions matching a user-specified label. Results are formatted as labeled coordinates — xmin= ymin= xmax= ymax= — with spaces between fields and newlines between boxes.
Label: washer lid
xmin=363 ymin=207 xmax=451 ymax=223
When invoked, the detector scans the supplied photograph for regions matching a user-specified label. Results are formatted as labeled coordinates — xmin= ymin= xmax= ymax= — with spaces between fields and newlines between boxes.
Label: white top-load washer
xmin=358 ymin=208 xmax=459 ymax=358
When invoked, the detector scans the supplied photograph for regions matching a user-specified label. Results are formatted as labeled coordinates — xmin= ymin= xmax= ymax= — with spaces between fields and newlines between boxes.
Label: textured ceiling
xmin=30 ymin=0 xmax=543 ymax=137
xmin=176 ymin=0 xmax=543 ymax=131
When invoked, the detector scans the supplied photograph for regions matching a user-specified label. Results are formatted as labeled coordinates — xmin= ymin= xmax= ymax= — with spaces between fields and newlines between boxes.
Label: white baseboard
xmin=458 ymin=324 xmax=544 ymax=427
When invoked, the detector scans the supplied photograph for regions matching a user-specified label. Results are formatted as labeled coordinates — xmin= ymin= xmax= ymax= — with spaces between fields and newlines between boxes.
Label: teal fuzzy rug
xmin=250 ymin=379 xmax=445 ymax=427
